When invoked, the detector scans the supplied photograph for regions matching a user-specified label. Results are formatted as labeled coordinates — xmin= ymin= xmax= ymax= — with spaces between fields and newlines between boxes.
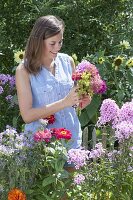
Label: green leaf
xmin=85 ymin=95 xmax=101 ymax=120
xmin=42 ymin=176 xmax=56 ymax=187
xmin=127 ymin=68 xmax=133 ymax=87
xmin=79 ymin=109 xmax=89 ymax=127
xmin=12 ymin=116 xmax=18 ymax=128
xmin=79 ymin=95 xmax=101 ymax=127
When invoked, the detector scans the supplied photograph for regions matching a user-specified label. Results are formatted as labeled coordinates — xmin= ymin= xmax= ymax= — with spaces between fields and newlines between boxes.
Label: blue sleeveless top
xmin=24 ymin=53 xmax=82 ymax=149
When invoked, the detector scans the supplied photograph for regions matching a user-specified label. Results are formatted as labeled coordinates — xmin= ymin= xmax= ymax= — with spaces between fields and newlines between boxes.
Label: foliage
xmin=0 ymin=0 xmax=133 ymax=69
xmin=0 ymin=0 xmax=133 ymax=130
xmin=0 ymin=99 xmax=133 ymax=199
xmin=79 ymin=40 xmax=133 ymax=128
xmin=67 ymin=98 xmax=133 ymax=199
xmin=0 ymin=73 xmax=22 ymax=132
xmin=0 ymin=125 xmax=71 ymax=200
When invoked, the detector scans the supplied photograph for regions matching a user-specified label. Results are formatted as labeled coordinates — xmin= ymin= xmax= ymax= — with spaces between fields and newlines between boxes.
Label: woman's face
xmin=43 ymin=31 xmax=63 ymax=60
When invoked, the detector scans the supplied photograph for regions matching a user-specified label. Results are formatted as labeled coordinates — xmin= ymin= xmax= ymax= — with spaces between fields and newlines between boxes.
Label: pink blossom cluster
xmin=67 ymin=148 xmax=89 ymax=169
xmin=97 ymin=99 xmax=119 ymax=126
xmin=73 ymin=60 xmax=107 ymax=95
xmin=77 ymin=60 xmax=99 ymax=76
xmin=107 ymin=150 xmax=122 ymax=162
xmin=73 ymin=174 xmax=85 ymax=185
xmin=89 ymin=143 xmax=105 ymax=159
xmin=118 ymin=101 xmax=133 ymax=124
xmin=34 ymin=129 xmax=52 ymax=142
xmin=91 ymin=76 xmax=107 ymax=94
xmin=97 ymin=98 xmax=133 ymax=142
xmin=115 ymin=121 xmax=133 ymax=141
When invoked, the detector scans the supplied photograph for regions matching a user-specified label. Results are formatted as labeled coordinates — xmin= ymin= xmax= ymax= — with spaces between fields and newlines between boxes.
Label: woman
xmin=16 ymin=15 xmax=90 ymax=158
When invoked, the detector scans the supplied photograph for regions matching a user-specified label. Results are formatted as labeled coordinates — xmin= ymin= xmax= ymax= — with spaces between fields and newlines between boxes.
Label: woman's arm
xmin=16 ymin=64 xmax=79 ymax=123
xmin=69 ymin=56 xmax=75 ymax=73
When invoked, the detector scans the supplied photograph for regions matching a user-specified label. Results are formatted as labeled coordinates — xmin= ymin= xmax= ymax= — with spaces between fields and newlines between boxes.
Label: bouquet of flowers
xmin=72 ymin=60 xmax=107 ymax=112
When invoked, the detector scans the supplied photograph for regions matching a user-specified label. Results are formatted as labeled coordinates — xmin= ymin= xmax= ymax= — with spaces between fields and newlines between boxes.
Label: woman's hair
xmin=24 ymin=15 xmax=64 ymax=74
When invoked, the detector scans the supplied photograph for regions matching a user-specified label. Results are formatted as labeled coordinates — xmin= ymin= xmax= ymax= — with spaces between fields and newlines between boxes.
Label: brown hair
xmin=24 ymin=15 xmax=64 ymax=74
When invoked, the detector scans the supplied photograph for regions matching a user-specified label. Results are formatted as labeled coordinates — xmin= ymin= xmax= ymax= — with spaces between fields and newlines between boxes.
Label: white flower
xmin=120 ymin=40 xmax=131 ymax=49
xmin=14 ymin=50 xmax=25 ymax=63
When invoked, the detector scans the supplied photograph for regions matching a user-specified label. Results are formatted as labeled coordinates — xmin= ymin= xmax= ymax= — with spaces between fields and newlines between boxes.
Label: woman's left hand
xmin=79 ymin=94 xmax=92 ymax=110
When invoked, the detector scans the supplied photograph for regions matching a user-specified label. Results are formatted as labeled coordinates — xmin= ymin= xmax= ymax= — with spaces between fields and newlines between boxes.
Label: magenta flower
xmin=34 ymin=129 xmax=52 ymax=142
xmin=91 ymin=76 xmax=107 ymax=94
xmin=76 ymin=60 xmax=99 ymax=76
xmin=89 ymin=143 xmax=105 ymax=159
xmin=118 ymin=101 xmax=133 ymax=124
xmin=74 ymin=174 xmax=85 ymax=185
xmin=67 ymin=148 xmax=89 ymax=169
xmin=115 ymin=121 xmax=133 ymax=141
xmin=97 ymin=99 xmax=119 ymax=126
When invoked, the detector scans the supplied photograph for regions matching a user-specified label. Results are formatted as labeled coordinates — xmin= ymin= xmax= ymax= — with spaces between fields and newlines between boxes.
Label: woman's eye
xmin=59 ymin=40 xmax=63 ymax=45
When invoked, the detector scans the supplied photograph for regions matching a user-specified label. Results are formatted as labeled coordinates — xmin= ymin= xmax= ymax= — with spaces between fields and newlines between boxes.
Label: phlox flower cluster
xmin=107 ymin=150 xmax=122 ymax=162
xmin=0 ymin=74 xmax=15 ymax=88
xmin=72 ymin=60 xmax=107 ymax=97
xmin=118 ymin=101 xmax=133 ymax=124
xmin=0 ymin=126 xmax=29 ymax=156
xmin=130 ymin=146 xmax=133 ymax=151
xmin=97 ymin=98 xmax=133 ymax=142
xmin=97 ymin=99 xmax=119 ymax=126
xmin=115 ymin=121 xmax=133 ymax=141
xmin=0 ymin=74 xmax=15 ymax=102
xmin=74 ymin=174 xmax=85 ymax=185
xmin=67 ymin=148 xmax=89 ymax=169
xmin=89 ymin=143 xmax=105 ymax=159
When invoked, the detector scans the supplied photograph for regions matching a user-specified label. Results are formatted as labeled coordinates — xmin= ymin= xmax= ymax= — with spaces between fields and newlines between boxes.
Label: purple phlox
xmin=67 ymin=148 xmax=89 ymax=169
xmin=89 ymin=142 xmax=105 ymax=159
xmin=3 ymin=126 xmax=17 ymax=137
xmin=8 ymin=75 xmax=15 ymax=88
xmin=118 ymin=100 xmax=133 ymax=124
xmin=0 ymin=86 xmax=4 ymax=94
xmin=115 ymin=121 xmax=133 ymax=142
xmin=15 ymin=134 xmax=26 ymax=149
xmin=107 ymin=150 xmax=122 ymax=162
xmin=6 ymin=95 xmax=13 ymax=101
xmin=0 ymin=74 xmax=9 ymax=85
xmin=0 ymin=145 xmax=15 ymax=155
xmin=130 ymin=146 xmax=133 ymax=151
xmin=97 ymin=99 xmax=119 ymax=127
xmin=74 ymin=174 xmax=85 ymax=185
xmin=0 ymin=74 xmax=15 ymax=88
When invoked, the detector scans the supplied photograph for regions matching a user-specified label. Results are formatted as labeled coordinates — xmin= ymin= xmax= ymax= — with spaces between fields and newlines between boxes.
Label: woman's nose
xmin=55 ymin=42 xmax=62 ymax=51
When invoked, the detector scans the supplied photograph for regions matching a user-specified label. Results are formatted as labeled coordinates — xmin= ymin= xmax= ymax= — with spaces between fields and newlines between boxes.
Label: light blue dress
xmin=24 ymin=53 xmax=82 ymax=149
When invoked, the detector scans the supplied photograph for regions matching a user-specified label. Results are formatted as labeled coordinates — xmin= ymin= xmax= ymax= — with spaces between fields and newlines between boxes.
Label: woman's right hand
xmin=63 ymin=86 xmax=79 ymax=108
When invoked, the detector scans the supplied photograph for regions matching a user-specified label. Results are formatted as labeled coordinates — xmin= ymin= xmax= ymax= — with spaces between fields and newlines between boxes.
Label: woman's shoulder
xmin=16 ymin=63 xmax=29 ymax=78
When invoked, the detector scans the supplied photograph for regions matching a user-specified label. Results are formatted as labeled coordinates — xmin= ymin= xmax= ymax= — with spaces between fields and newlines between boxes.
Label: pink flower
xmin=50 ymin=128 xmax=72 ymax=140
xmin=74 ymin=174 xmax=85 ymax=185
xmin=34 ymin=129 xmax=52 ymax=142
xmin=97 ymin=99 xmax=119 ymax=126
xmin=91 ymin=76 xmax=107 ymax=94
xmin=43 ymin=115 xmax=55 ymax=124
